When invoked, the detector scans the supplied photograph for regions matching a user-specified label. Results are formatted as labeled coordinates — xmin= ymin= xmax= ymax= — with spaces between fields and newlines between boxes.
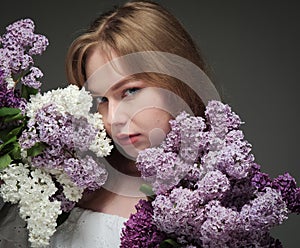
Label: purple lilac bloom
xmin=137 ymin=148 xmax=190 ymax=194
xmin=205 ymin=100 xmax=242 ymax=139
xmin=31 ymin=104 xmax=97 ymax=151
xmin=28 ymin=34 xmax=49 ymax=55
xmin=33 ymin=104 xmax=74 ymax=147
xmin=200 ymin=200 xmax=241 ymax=247
xmin=31 ymin=145 xmax=67 ymax=169
xmin=120 ymin=199 xmax=166 ymax=248
xmin=161 ymin=112 xmax=207 ymax=163
xmin=272 ymin=173 xmax=300 ymax=214
xmin=161 ymin=113 xmax=185 ymax=153
xmin=1 ymin=19 xmax=35 ymax=48
xmin=18 ymin=128 xmax=39 ymax=149
xmin=251 ymin=163 xmax=273 ymax=191
xmin=202 ymin=130 xmax=254 ymax=180
xmin=0 ymin=69 xmax=5 ymax=83
xmin=174 ymin=112 xmax=206 ymax=163
xmin=21 ymin=66 xmax=43 ymax=89
xmin=152 ymin=187 xmax=205 ymax=242
xmin=63 ymin=155 xmax=107 ymax=190
xmin=195 ymin=170 xmax=230 ymax=202
xmin=240 ymin=187 xmax=288 ymax=231
xmin=0 ymin=69 xmax=26 ymax=110
xmin=0 ymin=18 xmax=48 ymax=84
xmin=130 ymin=100 xmax=299 ymax=246
xmin=251 ymin=165 xmax=300 ymax=214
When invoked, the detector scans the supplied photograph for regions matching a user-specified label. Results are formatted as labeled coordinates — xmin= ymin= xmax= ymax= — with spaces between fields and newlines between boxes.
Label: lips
xmin=115 ymin=133 xmax=141 ymax=146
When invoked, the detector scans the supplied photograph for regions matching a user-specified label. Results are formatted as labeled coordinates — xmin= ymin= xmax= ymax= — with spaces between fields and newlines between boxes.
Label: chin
xmin=115 ymin=143 xmax=141 ymax=160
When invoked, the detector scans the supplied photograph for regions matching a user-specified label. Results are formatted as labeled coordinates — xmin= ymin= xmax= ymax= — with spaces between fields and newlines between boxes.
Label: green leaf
xmin=139 ymin=184 xmax=155 ymax=200
xmin=159 ymin=239 xmax=180 ymax=248
xmin=0 ymin=136 xmax=17 ymax=152
xmin=0 ymin=126 xmax=15 ymax=139
xmin=9 ymin=143 xmax=21 ymax=160
xmin=27 ymin=142 xmax=46 ymax=157
xmin=8 ymin=126 xmax=23 ymax=138
xmin=21 ymin=84 xmax=39 ymax=100
xmin=0 ymin=126 xmax=23 ymax=142
xmin=0 ymin=107 xmax=21 ymax=116
xmin=3 ymin=112 xmax=25 ymax=123
xmin=0 ymin=154 xmax=12 ymax=170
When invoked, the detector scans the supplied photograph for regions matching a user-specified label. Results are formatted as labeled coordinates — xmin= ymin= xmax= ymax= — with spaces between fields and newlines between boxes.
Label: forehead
xmin=85 ymin=47 xmax=129 ymax=95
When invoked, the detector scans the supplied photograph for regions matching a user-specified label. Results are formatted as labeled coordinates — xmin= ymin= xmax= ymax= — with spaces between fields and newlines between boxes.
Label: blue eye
xmin=124 ymin=87 xmax=140 ymax=97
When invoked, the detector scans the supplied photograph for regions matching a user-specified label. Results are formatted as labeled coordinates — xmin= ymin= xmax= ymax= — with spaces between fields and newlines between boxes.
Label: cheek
xmin=136 ymin=109 xmax=172 ymax=135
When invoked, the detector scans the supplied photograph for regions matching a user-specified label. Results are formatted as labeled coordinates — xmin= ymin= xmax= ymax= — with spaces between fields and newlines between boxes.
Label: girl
xmin=49 ymin=1 xmax=220 ymax=247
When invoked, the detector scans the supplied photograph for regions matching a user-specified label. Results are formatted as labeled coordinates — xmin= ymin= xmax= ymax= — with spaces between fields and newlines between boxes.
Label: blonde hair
xmin=66 ymin=1 xmax=215 ymax=116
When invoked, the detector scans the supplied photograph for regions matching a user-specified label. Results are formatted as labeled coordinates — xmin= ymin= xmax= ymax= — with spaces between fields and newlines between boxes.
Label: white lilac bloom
xmin=49 ymin=169 xmax=83 ymax=202
xmin=25 ymin=85 xmax=92 ymax=119
xmin=0 ymin=163 xmax=62 ymax=247
xmin=0 ymin=163 xmax=29 ymax=203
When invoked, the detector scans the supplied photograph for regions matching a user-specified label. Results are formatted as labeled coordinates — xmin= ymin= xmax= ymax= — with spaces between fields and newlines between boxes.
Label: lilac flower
xmin=120 ymin=199 xmax=166 ymax=248
xmin=152 ymin=187 xmax=205 ymax=241
xmin=28 ymin=34 xmax=49 ymax=55
xmin=1 ymin=18 xmax=113 ymax=247
xmin=31 ymin=145 xmax=67 ymax=169
xmin=200 ymin=200 xmax=240 ymax=246
xmin=71 ymin=116 xmax=98 ymax=152
xmin=1 ymin=19 xmax=35 ymax=48
xmin=195 ymin=170 xmax=230 ymax=202
xmin=251 ymin=163 xmax=273 ymax=191
xmin=63 ymin=156 xmax=107 ymax=190
xmin=23 ymin=104 xmax=98 ymax=151
xmin=251 ymin=165 xmax=300 ymax=214
xmin=0 ymin=18 xmax=48 ymax=84
xmin=205 ymin=100 xmax=242 ymax=139
xmin=202 ymin=130 xmax=254 ymax=180
xmin=0 ymin=70 xmax=26 ymax=110
xmin=240 ymin=187 xmax=288 ymax=231
xmin=0 ymin=69 xmax=5 ymax=83
xmin=132 ymin=100 xmax=300 ymax=247
xmin=161 ymin=113 xmax=185 ymax=153
xmin=272 ymin=173 xmax=300 ymax=214
xmin=21 ymin=66 xmax=43 ymax=89
xmin=137 ymin=148 xmax=190 ymax=194
xmin=175 ymin=112 xmax=206 ymax=163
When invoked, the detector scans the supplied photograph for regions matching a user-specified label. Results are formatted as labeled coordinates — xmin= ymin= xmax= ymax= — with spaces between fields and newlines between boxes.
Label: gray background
xmin=1 ymin=0 xmax=299 ymax=247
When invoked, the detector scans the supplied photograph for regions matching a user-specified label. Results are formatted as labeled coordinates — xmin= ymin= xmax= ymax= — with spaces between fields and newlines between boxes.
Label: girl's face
xmin=85 ymin=48 xmax=173 ymax=159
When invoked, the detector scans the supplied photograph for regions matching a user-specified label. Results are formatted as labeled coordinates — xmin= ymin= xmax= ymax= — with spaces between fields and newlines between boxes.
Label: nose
xmin=106 ymin=100 xmax=128 ymax=128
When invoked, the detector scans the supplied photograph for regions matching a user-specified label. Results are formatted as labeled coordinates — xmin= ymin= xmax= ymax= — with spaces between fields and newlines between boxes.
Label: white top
xmin=48 ymin=207 xmax=127 ymax=248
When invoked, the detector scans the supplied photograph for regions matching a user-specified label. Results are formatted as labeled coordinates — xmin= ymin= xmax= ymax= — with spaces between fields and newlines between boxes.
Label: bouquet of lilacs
xmin=0 ymin=19 xmax=112 ymax=247
xmin=120 ymin=101 xmax=300 ymax=248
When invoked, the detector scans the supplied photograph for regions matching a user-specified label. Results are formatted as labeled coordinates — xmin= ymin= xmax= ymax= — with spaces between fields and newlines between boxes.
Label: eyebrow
xmin=110 ymin=77 xmax=134 ymax=92
xmin=88 ymin=76 xmax=136 ymax=96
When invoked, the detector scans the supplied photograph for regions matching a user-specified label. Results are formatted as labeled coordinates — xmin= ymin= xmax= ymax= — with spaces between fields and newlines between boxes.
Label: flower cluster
xmin=0 ymin=19 xmax=112 ymax=247
xmin=0 ymin=18 xmax=48 ymax=112
xmin=0 ymin=18 xmax=48 ymax=88
xmin=121 ymin=101 xmax=300 ymax=248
